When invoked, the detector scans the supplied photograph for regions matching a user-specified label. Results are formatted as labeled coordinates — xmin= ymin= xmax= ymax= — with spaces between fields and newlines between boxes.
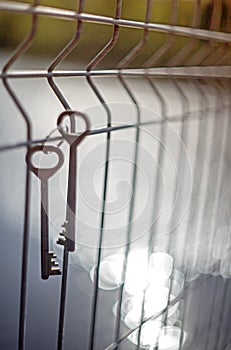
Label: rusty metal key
xmin=57 ymin=111 xmax=90 ymax=252
xmin=26 ymin=145 xmax=64 ymax=279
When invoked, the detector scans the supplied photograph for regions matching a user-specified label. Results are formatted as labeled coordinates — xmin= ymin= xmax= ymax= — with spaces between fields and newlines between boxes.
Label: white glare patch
xmin=157 ymin=326 xmax=182 ymax=350
xmin=149 ymin=252 xmax=173 ymax=285
xmin=90 ymin=249 xmax=150 ymax=292
xmin=90 ymin=250 xmax=180 ymax=296
xmin=127 ymin=320 xmax=162 ymax=348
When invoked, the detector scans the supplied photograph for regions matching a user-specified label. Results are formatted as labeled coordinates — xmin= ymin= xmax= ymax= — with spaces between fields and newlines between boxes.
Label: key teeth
xmin=49 ymin=251 xmax=57 ymax=258
xmin=50 ymin=258 xmax=59 ymax=265
xmin=61 ymin=221 xmax=68 ymax=229
xmin=50 ymin=267 xmax=62 ymax=276
xmin=48 ymin=251 xmax=61 ymax=276
xmin=57 ymin=236 xmax=66 ymax=246
xmin=56 ymin=221 xmax=68 ymax=246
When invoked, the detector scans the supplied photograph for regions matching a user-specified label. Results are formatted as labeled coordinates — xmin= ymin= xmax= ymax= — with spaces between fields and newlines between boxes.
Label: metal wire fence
xmin=0 ymin=1 xmax=231 ymax=350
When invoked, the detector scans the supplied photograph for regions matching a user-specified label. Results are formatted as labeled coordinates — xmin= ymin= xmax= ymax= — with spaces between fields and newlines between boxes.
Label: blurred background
xmin=0 ymin=1 xmax=231 ymax=350
xmin=0 ymin=0 xmax=230 ymax=67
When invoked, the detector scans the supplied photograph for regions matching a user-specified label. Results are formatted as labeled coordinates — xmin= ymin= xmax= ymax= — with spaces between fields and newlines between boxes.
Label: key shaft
xmin=66 ymin=145 xmax=77 ymax=252
xmin=40 ymin=179 xmax=50 ymax=279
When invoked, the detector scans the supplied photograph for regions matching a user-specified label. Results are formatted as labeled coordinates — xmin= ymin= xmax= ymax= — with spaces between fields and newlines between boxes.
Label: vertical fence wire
xmin=86 ymin=2 xmax=123 ymax=349
xmin=46 ymin=2 xmax=87 ymax=349
xmin=192 ymin=79 xmax=230 ymax=350
xmin=1 ymin=2 xmax=40 ymax=349
xmin=143 ymin=0 xmax=179 ymax=68
xmin=47 ymin=0 xmax=86 ymax=112
xmin=113 ymin=1 xmax=155 ymax=347
xmin=167 ymin=0 xmax=202 ymax=66
xmin=177 ymin=78 xmax=209 ymax=349
xmin=158 ymin=78 xmax=190 ymax=349
xmin=187 ymin=0 xmax=223 ymax=66
xmin=203 ymin=81 xmax=230 ymax=350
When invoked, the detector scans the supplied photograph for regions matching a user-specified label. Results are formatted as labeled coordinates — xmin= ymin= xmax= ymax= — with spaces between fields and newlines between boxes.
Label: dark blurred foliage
xmin=0 ymin=0 xmax=230 ymax=67
xmin=201 ymin=0 xmax=231 ymax=31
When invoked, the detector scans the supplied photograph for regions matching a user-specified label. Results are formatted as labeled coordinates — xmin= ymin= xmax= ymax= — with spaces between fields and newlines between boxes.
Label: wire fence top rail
xmin=0 ymin=1 xmax=231 ymax=43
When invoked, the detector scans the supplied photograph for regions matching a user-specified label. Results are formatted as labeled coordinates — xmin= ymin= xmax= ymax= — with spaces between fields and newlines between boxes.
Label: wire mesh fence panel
xmin=0 ymin=1 xmax=231 ymax=350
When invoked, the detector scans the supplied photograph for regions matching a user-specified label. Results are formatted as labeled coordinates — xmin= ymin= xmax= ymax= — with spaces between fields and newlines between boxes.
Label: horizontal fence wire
xmin=0 ymin=1 xmax=231 ymax=350
xmin=0 ymin=103 xmax=230 ymax=153
xmin=0 ymin=66 xmax=231 ymax=79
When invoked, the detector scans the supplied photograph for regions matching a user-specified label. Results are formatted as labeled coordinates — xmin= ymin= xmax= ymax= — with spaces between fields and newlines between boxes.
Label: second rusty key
xmin=57 ymin=110 xmax=90 ymax=252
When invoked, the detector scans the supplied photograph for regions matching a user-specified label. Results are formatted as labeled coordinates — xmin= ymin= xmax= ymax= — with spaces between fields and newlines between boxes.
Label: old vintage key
xmin=57 ymin=110 xmax=90 ymax=252
xmin=26 ymin=145 xmax=64 ymax=279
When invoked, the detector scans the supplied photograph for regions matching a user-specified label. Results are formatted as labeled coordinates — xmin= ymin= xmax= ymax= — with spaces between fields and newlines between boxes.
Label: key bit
xmin=61 ymin=221 xmax=68 ymax=229
xmin=49 ymin=251 xmax=57 ymax=258
xmin=48 ymin=253 xmax=61 ymax=275
xmin=57 ymin=236 xmax=66 ymax=246
xmin=50 ymin=267 xmax=62 ymax=276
